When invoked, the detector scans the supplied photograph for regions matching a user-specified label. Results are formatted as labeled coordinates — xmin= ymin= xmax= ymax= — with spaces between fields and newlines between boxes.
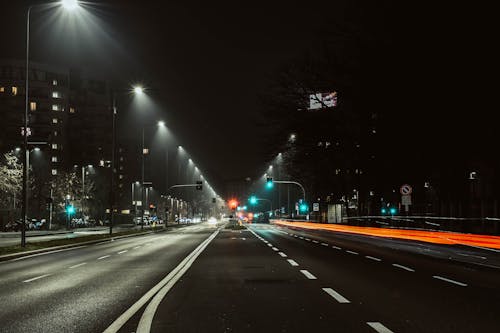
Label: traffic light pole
xmin=273 ymin=180 xmax=306 ymax=202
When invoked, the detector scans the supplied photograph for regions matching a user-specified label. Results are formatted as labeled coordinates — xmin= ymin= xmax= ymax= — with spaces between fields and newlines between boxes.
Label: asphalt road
xmin=0 ymin=222 xmax=220 ymax=332
xmin=142 ymin=223 xmax=500 ymax=333
xmin=1 ymin=221 xmax=499 ymax=332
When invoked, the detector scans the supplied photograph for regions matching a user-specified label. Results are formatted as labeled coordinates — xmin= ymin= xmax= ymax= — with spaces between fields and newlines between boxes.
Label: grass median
xmin=0 ymin=227 xmax=164 ymax=257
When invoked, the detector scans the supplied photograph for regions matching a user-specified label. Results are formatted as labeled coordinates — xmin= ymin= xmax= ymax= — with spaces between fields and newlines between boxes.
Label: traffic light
xmin=66 ymin=205 xmax=75 ymax=215
xmin=390 ymin=207 xmax=397 ymax=215
xmin=229 ymin=199 xmax=238 ymax=210
xmin=266 ymin=177 xmax=274 ymax=189
xmin=299 ymin=203 xmax=308 ymax=213
xmin=196 ymin=181 xmax=203 ymax=190
xmin=249 ymin=195 xmax=257 ymax=205
xmin=381 ymin=208 xmax=387 ymax=215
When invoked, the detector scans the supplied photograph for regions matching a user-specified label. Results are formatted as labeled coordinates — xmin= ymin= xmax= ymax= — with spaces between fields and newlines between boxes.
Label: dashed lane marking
xmin=118 ymin=250 xmax=128 ymax=255
xmin=322 ymin=287 xmax=350 ymax=303
xmin=23 ymin=274 xmax=51 ymax=283
xmin=300 ymin=270 xmax=317 ymax=280
xmin=278 ymin=252 xmax=287 ymax=257
xmin=287 ymin=259 xmax=299 ymax=266
xmin=69 ymin=263 xmax=87 ymax=269
xmin=433 ymin=275 xmax=468 ymax=287
xmin=367 ymin=322 xmax=394 ymax=333
xmin=346 ymin=250 xmax=359 ymax=255
xmin=98 ymin=255 xmax=111 ymax=260
xmin=365 ymin=256 xmax=382 ymax=262
xmin=392 ymin=263 xmax=415 ymax=272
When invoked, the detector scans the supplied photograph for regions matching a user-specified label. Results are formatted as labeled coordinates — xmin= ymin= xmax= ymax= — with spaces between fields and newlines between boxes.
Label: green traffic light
xmin=390 ymin=207 xmax=397 ymax=215
xmin=266 ymin=177 xmax=274 ymax=189
xmin=299 ymin=203 xmax=308 ymax=212
xmin=249 ymin=196 xmax=257 ymax=205
xmin=66 ymin=205 xmax=75 ymax=214
xmin=381 ymin=208 xmax=387 ymax=214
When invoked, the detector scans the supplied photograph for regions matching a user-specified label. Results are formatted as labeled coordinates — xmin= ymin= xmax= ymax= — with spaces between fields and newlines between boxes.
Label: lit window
xmin=119 ymin=175 xmax=124 ymax=179
xmin=0 ymin=87 xmax=4 ymax=93
xmin=12 ymin=87 xmax=18 ymax=96
xmin=30 ymin=102 xmax=37 ymax=111
xmin=69 ymin=107 xmax=75 ymax=113
xmin=52 ymin=105 xmax=60 ymax=111
xmin=54 ymin=131 xmax=58 ymax=137
xmin=52 ymin=91 xmax=60 ymax=98
xmin=52 ymin=144 xmax=58 ymax=150
xmin=52 ymin=80 xmax=58 ymax=86
xmin=52 ymin=169 xmax=58 ymax=175
xmin=52 ymin=118 xmax=58 ymax=124
xmin=52 ymin=156 xmax=58 ymax=163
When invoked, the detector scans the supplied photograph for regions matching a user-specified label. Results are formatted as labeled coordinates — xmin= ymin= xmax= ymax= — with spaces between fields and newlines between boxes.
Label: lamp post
xmin=140 ymin=121 xmax=165 ymax=230
xmin=21 ymin=0 xmax=81 ymax=247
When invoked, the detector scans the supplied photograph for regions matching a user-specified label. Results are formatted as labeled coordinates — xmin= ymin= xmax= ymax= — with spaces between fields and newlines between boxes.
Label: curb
xmin=0 ymin=229 xmax=163 ymax=262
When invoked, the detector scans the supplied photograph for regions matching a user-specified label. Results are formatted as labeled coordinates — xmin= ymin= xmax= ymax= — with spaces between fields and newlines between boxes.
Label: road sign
xmin=400 ymin=184 xmax=412 ymax=195
xmin=401 ymin=195 xmax=412 ymax=206
xmin=313 ymin=203 xmax=320 ymax=212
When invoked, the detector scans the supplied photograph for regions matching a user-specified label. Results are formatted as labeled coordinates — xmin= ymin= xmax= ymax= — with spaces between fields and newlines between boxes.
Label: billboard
xmin=308 ymin=91 xmax=338 ymax=110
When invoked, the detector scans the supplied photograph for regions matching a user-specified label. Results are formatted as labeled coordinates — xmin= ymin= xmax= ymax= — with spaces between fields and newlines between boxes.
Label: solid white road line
xmin=367 ymin=322 xmax=394 ymax=333
xmin=98 ymin=255 xmax=111 ymax=260
xmin=433 ymin=275 xmax=468 ymax=287
xmin=322 ymin=287 xmax=350 ymax=303
xmin=321 ymin=243 xmax=329 ymax=246
xmin=287 ymin=259 xmax=299 ymax=266
xmin=278 ymin=252 xmax=287 ymax=257
xmin=392 ymin=263 xmax=415 ymax=272
xmin=365 ymin=256 xmax=382 ymax=262
xmin=346 ymin=250 xmax=359 ymax=255
xmin=118 ymin=250 xmax=128 ymax=254
xmin=272 ymin=247 xmax=279 ymax=251
xmin=300 ymin=270 xmax=317 ymax=280
xmin=332 ymin=246 xmax=342 ymax=250
xmin=104 ymin=228 xmax=220 ymax=333
xmin=69 ymin=262 xmax=87 ymax=269
xmin=5 ymin=245 xmax=88 ymax=263
xmin=23 ymin=274 xmax=51 ymax=283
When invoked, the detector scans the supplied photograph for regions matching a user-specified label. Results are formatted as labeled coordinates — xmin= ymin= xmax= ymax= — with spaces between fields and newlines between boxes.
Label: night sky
xmin=1 ymin=1 xmax=497 ymax=192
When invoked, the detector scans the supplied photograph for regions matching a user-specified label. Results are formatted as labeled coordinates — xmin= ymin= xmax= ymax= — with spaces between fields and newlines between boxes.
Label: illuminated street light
xmin=158 ymin=120 xmax=165 ymax=127
xmin=133 ymin=86 xmax=144 ymax=95
xmin=22 ymin=1 xmax=82 ymax=247
xmin=61 ymin=0 xmax=80 ymax=10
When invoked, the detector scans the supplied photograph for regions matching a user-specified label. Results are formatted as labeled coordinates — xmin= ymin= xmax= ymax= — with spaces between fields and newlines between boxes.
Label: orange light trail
xmin=273 ymin=220 xmax=500 ymax=249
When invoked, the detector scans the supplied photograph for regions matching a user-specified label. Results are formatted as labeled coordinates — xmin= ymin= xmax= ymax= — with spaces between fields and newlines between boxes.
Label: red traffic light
xmin=229 ymin=199 xmax=238 ymax=209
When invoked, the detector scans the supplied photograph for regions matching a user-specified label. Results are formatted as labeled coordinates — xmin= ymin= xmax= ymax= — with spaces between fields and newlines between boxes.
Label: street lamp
xmin=140 ymin=121 xmax=164 ymax=230
xmin=133 ymin=86 xmax=144 ymax=95
xmin=21 ymin=1 xmax=80 ymax=247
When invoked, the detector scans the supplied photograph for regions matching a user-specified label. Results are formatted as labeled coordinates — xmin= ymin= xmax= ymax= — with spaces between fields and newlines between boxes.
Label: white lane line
xmin=272 ymin=247 xmax=279 ymax=251
xmin=305 ymin=238 xmax=311 ymax=241
xmin=131 ymin=228 xmax=220 ymax=333
xmin=392 ymin=263 xmax=415 ymax=272
xmin=365 ymin=256 xmax=382 ymax=262
xmin=312 ymin=240 xmax=319 ymax=243
xmin=322 ymin=287 xmax=350 ymax=303
xmin=433 ymin=275 xmax=468 ymax=287
xmin=278 ymin=252 xmax=287 ymax=257
xmin=6 ymin=245 xmax=88 ymax=263
xmin=332 ymin=246 xmax=342 ymax=250
xmin=300 ymin=270 xmax=317 ymax=280
xmin=287 ymin=259 xmax=299 ymax=266
xmin=321 ymin=243 xmax=329 ymax=246
xmin=23 ymin=274 xmax=51 ymax=283
xmin=105 ymin=228 xmax=220 ymax=333
xmin=69 ymin=262 xmax=87 ymax=269
xmin=118 ymin=250 xmax=128 ymax=255
xmin=267 ymin=244 xmax=273 ymax=247
xmin=98 ymin=255 xmax=111 ymax=260
xmin=133 ymin=246 xmax=141 ymax=249
xmin=367 ymin=322 xmax=394 ymax=333
xmin=346 ymin=250 xmax=359 ymax=255
xmin=299 ymin=237 xmax=304 ymax=239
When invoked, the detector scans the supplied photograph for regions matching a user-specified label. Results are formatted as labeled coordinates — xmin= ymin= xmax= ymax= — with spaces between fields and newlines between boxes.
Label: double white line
xmin=103 ymin=228 xmax=220 ymax=333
